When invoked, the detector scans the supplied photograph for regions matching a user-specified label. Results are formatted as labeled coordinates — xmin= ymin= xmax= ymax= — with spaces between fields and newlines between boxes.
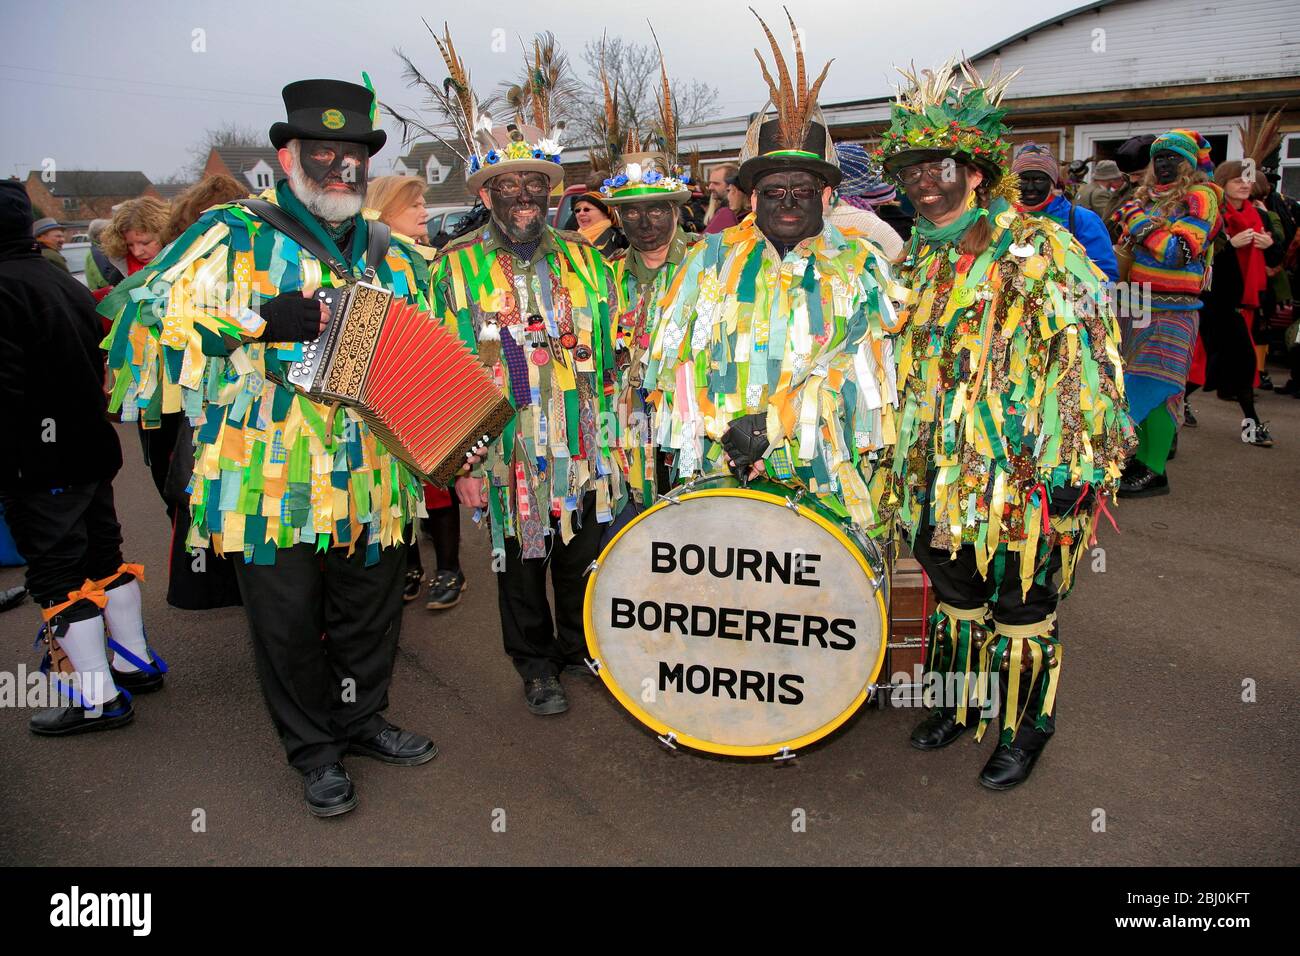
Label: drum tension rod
xmin=656 ymin=732 xmax=678 ymax=751
xmin=582 ymin=657 xmax=602 ymax=675
xmin=773 ymin=748 xmax=797 ymax=762
xmin=654 ymin=494 xmax=682 ymax=506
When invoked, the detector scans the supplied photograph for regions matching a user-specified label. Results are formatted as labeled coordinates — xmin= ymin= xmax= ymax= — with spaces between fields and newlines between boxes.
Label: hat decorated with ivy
xmin=735 ymin=8 xmax=841 ymax=193
xmin=875 ymin=58 xmax=1021 ymax=186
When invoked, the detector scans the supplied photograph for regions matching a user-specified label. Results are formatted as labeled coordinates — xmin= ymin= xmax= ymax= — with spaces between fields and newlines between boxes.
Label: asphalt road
xmin=1 ymin=387 xmax=1296 ymax=866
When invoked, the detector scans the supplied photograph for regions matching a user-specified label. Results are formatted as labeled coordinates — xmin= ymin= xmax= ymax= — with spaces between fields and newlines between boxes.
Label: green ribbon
xmin=914 ymin=206 xmax=987 ymax=244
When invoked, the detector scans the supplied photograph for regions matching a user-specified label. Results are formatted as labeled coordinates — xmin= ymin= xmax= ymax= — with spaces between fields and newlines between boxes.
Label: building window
xmin=255 ymin=171 xmax=271 ymax=189
xmin=62 ymin=197 xmax=77 ymax=214
xmin=1281 ymin=135 xmax=1300 ymax=203
xmin=427 ymin=161 xmax=443 ymax=185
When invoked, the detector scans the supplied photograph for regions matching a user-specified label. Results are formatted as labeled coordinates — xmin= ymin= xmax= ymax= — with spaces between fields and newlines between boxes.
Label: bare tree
xmin=571 ymin=35 xmax=721 ymax=174
xmin=181 ymin=122 xmax=264 ymax=181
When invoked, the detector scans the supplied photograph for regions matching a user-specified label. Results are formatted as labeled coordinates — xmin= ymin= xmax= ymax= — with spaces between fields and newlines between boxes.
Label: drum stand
xmin=877 ymin=538 xmax=929 ymax=709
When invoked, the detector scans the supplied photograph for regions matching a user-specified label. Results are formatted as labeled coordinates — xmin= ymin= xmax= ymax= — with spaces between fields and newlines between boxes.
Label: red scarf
xmin=1222 ymin=199 xmax=1267 ymax=308
xmin=126 ymin=251 xmax=149 ymax=275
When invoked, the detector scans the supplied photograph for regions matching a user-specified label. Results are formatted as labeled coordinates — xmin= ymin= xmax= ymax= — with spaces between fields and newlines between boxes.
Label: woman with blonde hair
xmin=101 ymin=196 xmax=169 ymax=279
xmin=364 ymin=176 xmax=468 ymax=609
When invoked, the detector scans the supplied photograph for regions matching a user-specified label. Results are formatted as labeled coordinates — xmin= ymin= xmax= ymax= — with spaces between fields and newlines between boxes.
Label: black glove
xmin=720 ymin=413 xmax=769 ymax=482
xmin=259 ymin=292 xmax=325 ymax=342
xmin=1048 ymin=484 xmax=1096 ymax=517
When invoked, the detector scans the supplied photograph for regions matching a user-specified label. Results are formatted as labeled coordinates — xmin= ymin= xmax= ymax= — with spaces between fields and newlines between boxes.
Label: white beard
xmin=288 ymin=162 xmax=364 ymax=223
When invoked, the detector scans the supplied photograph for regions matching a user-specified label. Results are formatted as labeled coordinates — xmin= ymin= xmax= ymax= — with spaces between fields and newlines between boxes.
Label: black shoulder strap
xmin=238 ymin=198 xmax=350 ymax=279
xmin=363 ymin=221 xmax=391 ymax=282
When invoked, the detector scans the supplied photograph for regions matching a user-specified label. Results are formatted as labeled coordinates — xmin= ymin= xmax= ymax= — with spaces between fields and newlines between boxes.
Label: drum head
xmin=585 ymin=484 xmax=886 ymax=756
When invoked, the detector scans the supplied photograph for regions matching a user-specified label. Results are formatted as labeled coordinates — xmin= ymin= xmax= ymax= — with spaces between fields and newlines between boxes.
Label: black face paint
xmin=1152 ymin=150 xmax=1185 ymax=185
xmin=621 ymin=201 xmax=676 ymax=252
xmin=753 ymin=170 xmax=824 ymax=249
xmin=900 ymin=160 xmax=971 ymax=224
xmin=1017 ymin=170 xmax=1055 ymax=208
xmin=487 ymin=172 xmax=549 ymax=243
xmin=298 ymin=139 xmax=368 ymax=193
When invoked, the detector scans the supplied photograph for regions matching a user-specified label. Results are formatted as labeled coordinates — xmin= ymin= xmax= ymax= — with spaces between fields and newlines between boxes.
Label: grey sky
xmin=1 ymin=0 xmax=1085 ymax=182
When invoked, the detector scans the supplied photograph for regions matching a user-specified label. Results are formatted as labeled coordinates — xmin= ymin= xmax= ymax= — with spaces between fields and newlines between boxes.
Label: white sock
xmin=103 ymin=579 xmax=150 ymax=673
xmin=55 ymin=616 xmax=119 ymax=706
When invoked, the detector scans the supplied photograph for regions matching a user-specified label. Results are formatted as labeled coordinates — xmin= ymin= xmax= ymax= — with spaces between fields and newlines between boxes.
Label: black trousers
xmin=138 ymin=413 xmax=182 ymax=519
xmin=231 ymin=539 xmax=408 ymax=773
xmin=497 ymin=491 xmax=604 ymax=681
xmin=0 ymin=480 xmax=124 ymax=622
xmin=912 ymin=524 xmax=1063 ymax=743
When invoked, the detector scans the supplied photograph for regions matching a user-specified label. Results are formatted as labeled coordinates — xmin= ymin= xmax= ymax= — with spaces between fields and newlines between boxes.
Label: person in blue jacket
xmin=1013 ymin=143 xmax=1119 ymax=282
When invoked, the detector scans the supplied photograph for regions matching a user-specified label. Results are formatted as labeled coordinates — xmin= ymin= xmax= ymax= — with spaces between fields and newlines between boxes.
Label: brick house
xmin=390 ymin=140 xmax=593 ymax=205
xmin=25 ymin=170 xmax=160 ymax=224
xmin=203 ymin=146 xmax=281 ymax=194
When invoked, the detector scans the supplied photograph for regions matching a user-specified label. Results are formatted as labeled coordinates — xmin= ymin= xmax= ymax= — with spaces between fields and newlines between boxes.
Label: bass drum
xmin=584 ymin=476 xmax=887 ymax=757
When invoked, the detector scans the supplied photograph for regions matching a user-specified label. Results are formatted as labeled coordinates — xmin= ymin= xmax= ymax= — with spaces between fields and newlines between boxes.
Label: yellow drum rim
xmin=583 ymin=486 xmax=888 ymax=757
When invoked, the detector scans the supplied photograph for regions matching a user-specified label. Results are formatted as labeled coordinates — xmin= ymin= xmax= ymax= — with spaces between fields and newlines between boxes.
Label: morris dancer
xmin=418 ymin=26 xmax=624 ymax=716
xmin=644 ymin=10 xmax=898 ymax=532
xmin=102 ymin=79 xmax=438 ymax=817
xmin=873 ymin=60 xmax=1133 ymax=788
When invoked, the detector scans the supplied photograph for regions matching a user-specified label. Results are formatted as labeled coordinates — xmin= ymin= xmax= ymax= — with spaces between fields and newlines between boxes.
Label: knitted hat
xmin=1011 ymin=142 xmax=1059 ymax=183
xmin=834 ymin=143 xmax=896 ymax=206
xmin=1092 ymin=159 xmax=1122 ymax=180
xmin=1115 ymin=134 xmax=1156 ymax=174
xmin=1152 ymin=128 xmax=1214 ymax=175
xmin=1 ymin=180 xmax=36 ymax=242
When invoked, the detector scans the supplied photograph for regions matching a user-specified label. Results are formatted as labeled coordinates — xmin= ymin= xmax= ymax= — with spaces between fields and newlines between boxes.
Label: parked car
xmin=425 ymin=205 xmax=473 ymax=239
xmin=60 ymin=241 xmax=91 ymax=286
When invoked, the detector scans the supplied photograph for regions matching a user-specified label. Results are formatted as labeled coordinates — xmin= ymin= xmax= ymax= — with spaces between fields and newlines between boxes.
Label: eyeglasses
xmin=896 ymin=162 xmax=956 ymax=186
xmin=489 ymin=179 xmax=550 ymax=198
xmin=759 ymin=185 xmax=821 ymax=201
xmin=620 ymin=206 xmax=672 ymax=223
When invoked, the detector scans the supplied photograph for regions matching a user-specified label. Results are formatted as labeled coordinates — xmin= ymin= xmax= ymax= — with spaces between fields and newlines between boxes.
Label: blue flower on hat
xmin=469 ymin=156 xmax=481 ymax=172
xmin=603 ymin=178 xmax=615 ymax=189
xmin=486 ymin=150 xmax=499 ymax=165
xmin=644 ymin=170 xmax=662 ymax=184
xmin=680 ymin=171 xmax=692 ymax=184
xmin=613 ymin=174 xmax=629 ymax=187
xmin=531 ymin=149 xmax=544 ymax=159
xmin=550 ymin=154 xmax=562 ymax=164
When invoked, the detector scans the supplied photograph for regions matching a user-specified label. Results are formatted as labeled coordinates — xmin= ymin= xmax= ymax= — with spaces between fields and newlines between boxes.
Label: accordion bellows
xmin=285 ymin=282 xmax=514 ymax=486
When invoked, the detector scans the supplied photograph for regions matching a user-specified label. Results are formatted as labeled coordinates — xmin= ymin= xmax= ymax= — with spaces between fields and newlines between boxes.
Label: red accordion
xmin=283 ymin=282 xmax=513 ymax=485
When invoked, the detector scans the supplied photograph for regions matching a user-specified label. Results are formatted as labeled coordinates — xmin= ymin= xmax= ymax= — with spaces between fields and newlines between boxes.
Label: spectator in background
xmin=1107 ymin=134 xmax=1156 ymax=242
xmin=570 ymin=188 xmax=625 ymax=257
xmin=1075 ymin=159 xmax=1126 ymax=220
xmin=101 ymin=197 xmax=168 ymax=281
xmin=162 ymin=175 xmax=248 ymax=245
xmin=32 ymin=218 xmax=69 ymax=272
xmin=725 ymin=172 xmax=751 ymax=222
xmin=1014 ymin=142 xmax=1118 ymax=282
xmin=1198 ymin=160 xmax=1275 ymax=447
xmin=704 ymin=162 xmax=739 ymax=233
xmin=828 ymin=143 xmax=905 ymax=261
xmin=366 ymin=175 xmax=467 ymax=609
xmin=83 ymin=219 xmax=123 ymax=292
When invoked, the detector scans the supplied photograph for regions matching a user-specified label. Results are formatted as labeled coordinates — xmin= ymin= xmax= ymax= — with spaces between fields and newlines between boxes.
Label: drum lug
xmin=582 ymin=657 xmax=602 ymax=676
xmin=586 ymin=560 xmax=599 ymax=575
xmin=773 ymin=747 xmax=797 ymax=763
xmin=656 ymin=732 xmax=678 ymax=751
xmin=655 ymin=493 xmax=682 ymax=506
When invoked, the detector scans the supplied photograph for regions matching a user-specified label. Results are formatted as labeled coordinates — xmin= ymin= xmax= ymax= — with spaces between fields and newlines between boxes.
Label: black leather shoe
xmin=29 ymin=692 xmax=133 ymax=736
xmin=1118 ymin=463 xmax=1169 ymax=498
xmin=524 ymin=676 xmax=568 ymax=716
xmin=111 ymin=666 xmax=164 ymax=695
xmin=348 ymin=723 xmax=438 ymax=766
xmin=909 ymin=709 xmax=970 ymax=750
xmin=978 ymin=743 xmax=1046 ymax=790
xmin=402 ymin=568 xmax=423 ymax=603
xmin=0 ymin=585 xmax=27 ymax=613
xmin=425 ymin=569 xmax=466 ymax=610
xmin=304 ymin=762 xmax=357 ymax=817
xmin=562 ymin=661 xmax=596 ymax=678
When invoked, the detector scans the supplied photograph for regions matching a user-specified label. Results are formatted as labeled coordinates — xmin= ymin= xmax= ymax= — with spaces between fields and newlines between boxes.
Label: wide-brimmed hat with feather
xmin=600 ymin=26 xmax=691 ymax=205
xmin=735 ymin=8 xmax=841 ymax=193
xmin=385 ymin=21 xmax=569 ymax=194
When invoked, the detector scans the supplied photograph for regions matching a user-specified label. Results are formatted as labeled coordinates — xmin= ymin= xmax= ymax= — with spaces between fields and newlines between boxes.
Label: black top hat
xmin=737 ymin=119 xmax=842 ymax=193
xmin=269 ymin=79 xmax=387 ymax=155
